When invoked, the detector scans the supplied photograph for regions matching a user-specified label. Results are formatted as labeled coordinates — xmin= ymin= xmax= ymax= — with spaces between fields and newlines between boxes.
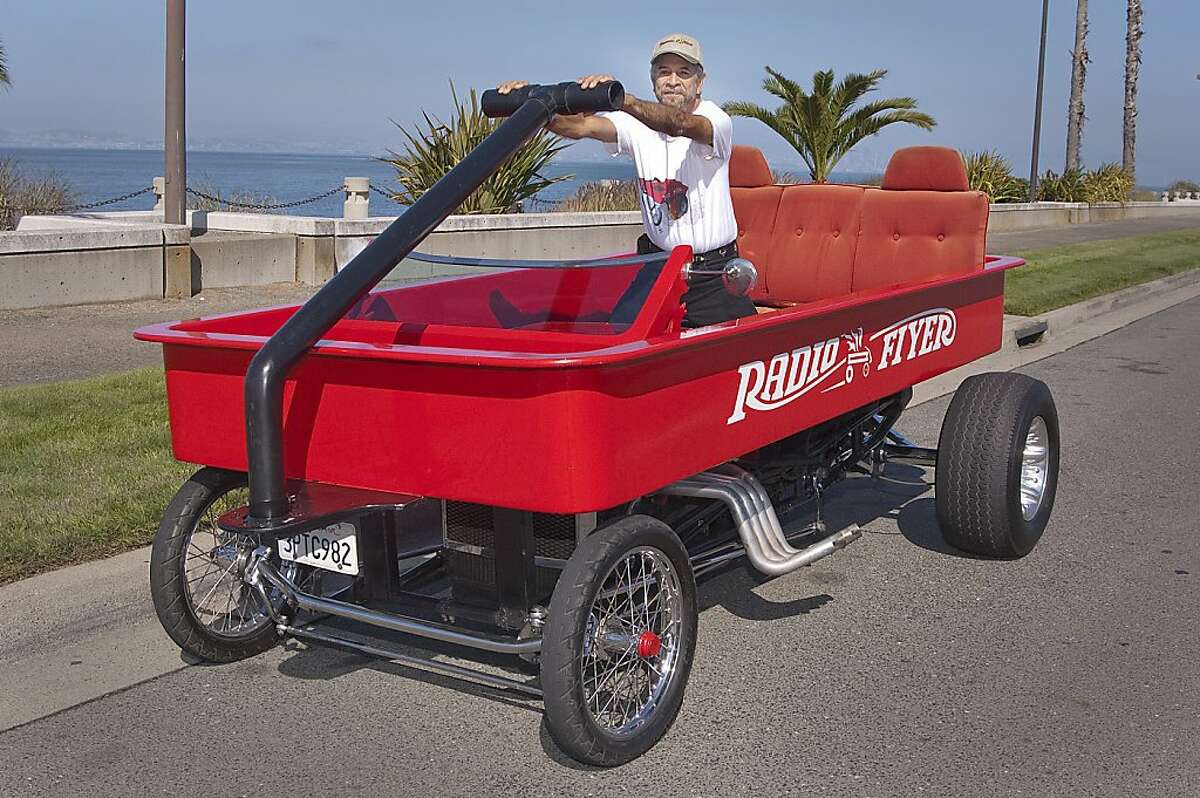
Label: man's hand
xmin=577 ymin=73 xmax=616 ymax=90
xmin=496 ymin=80 xmax=528 ymax=95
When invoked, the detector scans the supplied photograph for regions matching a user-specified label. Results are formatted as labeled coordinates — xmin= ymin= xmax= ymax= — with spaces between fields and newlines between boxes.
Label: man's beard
xmin=657 ymin=89 xmax=698 ymax=109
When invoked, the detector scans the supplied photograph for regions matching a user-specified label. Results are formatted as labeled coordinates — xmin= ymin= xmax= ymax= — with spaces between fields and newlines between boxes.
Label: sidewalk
xmin=1 ymin=215 xmax=1199 ymax=389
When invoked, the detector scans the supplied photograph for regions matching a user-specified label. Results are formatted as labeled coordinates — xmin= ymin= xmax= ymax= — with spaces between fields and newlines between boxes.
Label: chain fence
xmin=1 ymin=180 xmax=572 ymax=225
xmin=184 ymin=184 xmax=342 ymax=211
xmin=0 ymin=185 xmax=156 ymax=216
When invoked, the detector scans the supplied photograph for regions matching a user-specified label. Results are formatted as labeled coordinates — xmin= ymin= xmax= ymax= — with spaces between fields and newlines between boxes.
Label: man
xmin=498 ymin=33 xmax=755 ymax=328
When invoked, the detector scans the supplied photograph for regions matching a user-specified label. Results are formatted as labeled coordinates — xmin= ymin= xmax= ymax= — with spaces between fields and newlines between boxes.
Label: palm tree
xmin=724 ymin=67 xmax=935 ymax=182
xmin=0 ymin=39 xmax=11 ymax=88
xmin=1123 ymin=0 xmax=1144 ymax=182
xmin=1065 ymin=0 xmax=1089 ymax=172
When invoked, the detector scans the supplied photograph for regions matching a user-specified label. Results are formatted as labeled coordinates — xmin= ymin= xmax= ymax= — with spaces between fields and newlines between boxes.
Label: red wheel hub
xmin=637 ymin=630 xmax=662 ymax=658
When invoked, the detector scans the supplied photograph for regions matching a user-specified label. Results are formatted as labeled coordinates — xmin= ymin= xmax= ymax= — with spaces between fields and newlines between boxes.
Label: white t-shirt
xmin=599 ymin=100 xmax=737 ymax=254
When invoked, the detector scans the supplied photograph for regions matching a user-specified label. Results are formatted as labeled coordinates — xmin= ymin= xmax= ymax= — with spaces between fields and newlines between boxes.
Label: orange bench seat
xmin=728 ymin=145 xmax=989 ymax=309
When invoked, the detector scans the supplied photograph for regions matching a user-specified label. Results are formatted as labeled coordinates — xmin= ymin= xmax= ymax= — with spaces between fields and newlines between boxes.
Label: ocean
xmin=0 ymin=146 xmax=871 ymax=217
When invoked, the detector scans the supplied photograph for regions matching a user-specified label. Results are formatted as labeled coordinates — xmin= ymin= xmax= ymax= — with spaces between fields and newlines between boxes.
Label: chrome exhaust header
xmin=659 ymin=465 xmax=861 ymax=576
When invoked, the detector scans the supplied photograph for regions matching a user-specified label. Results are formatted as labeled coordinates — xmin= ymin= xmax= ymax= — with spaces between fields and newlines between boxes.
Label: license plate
xmin=278 ymin=522 xmax=360 ymax=575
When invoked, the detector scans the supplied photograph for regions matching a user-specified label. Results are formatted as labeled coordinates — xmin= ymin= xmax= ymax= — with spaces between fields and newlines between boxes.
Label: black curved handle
xmin=481 ymin=81 xmax=625 ymax=118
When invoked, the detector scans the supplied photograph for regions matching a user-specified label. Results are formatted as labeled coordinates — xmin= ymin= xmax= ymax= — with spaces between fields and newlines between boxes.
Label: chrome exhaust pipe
xmin=659 ymin=467 xmax=861 ymax=577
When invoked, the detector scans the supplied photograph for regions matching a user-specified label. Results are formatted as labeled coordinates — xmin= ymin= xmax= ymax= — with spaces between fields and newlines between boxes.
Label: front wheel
xmin=935 ymin=372 xmax=1060 ymax=558
xmin=149 ymin=468 xmax=282 ymax=662
xmin=540 ymin=515 xmax=698 ymax=766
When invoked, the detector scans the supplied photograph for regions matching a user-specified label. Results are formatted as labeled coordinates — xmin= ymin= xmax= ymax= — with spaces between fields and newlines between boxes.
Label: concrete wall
xmin=987 ymin=201 xmax=1200 ymax=231
xmin=333 ymin=212 xmax=644 ymax=278
xmin=4 ymin=201 xmax=1200 ymax=309
xmin=190 ymin=231 xmax=296 ymax=288
xmin=0 ymin=226 xmax=184 ymax=310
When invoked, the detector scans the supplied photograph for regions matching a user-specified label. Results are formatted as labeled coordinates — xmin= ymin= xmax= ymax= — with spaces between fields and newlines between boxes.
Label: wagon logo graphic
xmin=726 ymin=308 xmax=957 ymax=424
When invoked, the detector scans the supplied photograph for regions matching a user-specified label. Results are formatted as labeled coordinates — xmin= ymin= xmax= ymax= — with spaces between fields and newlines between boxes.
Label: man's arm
xmin=621 ymin=94 xmax=714 ymax=146
xmin=548 ymin=114 xmax=617 ymax=143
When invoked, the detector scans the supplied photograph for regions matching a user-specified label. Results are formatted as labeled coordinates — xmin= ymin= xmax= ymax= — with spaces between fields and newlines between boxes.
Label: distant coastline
xmin=0 ymin=146 xmax=879 ymax=217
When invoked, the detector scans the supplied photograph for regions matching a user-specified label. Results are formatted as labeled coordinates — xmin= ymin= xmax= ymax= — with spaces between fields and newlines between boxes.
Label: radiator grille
xmin=444 ymin=501 xmax=578 ymax=561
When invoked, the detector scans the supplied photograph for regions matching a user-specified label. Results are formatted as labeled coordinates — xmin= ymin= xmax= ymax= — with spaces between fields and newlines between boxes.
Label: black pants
xmin=610 ymin=235 xmax=758 ymax=328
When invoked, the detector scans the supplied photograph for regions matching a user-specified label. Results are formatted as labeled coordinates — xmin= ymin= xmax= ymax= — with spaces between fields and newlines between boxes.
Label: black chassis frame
xmin=220 ymin=389 xmax=935 ymax=692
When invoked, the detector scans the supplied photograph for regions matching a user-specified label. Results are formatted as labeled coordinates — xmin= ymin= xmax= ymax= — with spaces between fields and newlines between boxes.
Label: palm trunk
xmin=1065 ymin=0 xmax=1089 ymax=172
xmin=1123 ymin=0 xmax=1144 ymax=182
xmin=0 ymin=40 xmax=10 ymax=88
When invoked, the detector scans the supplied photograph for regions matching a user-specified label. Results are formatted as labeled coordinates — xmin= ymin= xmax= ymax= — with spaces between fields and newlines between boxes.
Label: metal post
xmin=164 ymin=0 xmax=186 ymax=225
xmin=1029 ymin=0 xmax=1050 ymax=201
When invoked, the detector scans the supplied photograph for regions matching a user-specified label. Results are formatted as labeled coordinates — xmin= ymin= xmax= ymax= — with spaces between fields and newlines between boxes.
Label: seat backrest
xmin=729 ymin=145 xmax=782 ymax=299
xmin=762 ymin=184 xmax=865 ymax=303
xmin=852 ymin=146 xmax=988 ymax=293
xmin=729 ymin=145 xmax=989 ymax=306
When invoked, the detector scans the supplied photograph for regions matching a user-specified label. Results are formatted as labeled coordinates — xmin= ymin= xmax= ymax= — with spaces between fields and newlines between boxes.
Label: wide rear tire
xmin=935 ymin=372 xmax=1060 ymax=558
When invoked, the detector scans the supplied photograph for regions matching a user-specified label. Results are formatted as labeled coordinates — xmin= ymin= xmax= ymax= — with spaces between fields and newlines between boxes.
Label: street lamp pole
xmin=165 ymin=0 xmax=186 ymax=225
xmin=1028 ymin=0 xmax=1050 ymax=201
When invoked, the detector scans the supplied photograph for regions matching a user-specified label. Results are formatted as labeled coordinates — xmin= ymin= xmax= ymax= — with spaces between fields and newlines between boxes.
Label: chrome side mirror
xmin=721 ymin=258 xmax=758 ymax=297
xmin=681 ymin=257 xmax=758 ymax=297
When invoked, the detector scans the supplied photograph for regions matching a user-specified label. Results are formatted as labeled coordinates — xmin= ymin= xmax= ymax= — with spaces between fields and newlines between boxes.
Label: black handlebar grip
xmin=481 ymin=81 xmax=626 ymax=118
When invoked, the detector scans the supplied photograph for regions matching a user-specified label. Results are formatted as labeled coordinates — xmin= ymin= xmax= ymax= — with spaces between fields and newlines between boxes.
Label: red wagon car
xmin=138 ymin=82 xmax=1059 ymax=765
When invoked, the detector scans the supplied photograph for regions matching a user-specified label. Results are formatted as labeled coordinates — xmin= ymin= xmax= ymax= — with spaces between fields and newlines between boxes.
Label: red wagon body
xmin=135 ymin=252 xmax=1018 ymax=513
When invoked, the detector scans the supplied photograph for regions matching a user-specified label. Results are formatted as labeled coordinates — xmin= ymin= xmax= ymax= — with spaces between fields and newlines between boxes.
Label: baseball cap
xmin=651 ymin=33 xmax=703 ymax=68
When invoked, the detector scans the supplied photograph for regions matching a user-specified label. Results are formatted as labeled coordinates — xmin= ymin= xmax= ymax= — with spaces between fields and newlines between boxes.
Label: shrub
xmin=1037 ymin=164 xmax=1133 ymax=204
xmin=1036 ymin=168 xmax=1087 ymax=202
xmin=1082 ymin=163 xmax=1134 ymax=204
xmin=552 ymin=179 xmax=639 ymax=213
xmin=1168 ymin=179 xmax=1199 ymax=195
xmin=0 ymin=158 xmax=77 ymax=230
xmin=771 ymin=169 xmax=801 ymax=185
xmin=380 ymin=83 xmax=570 ymax=214
xmin=186 ymin=178 xmax=277 ymax=213
xmin=964 ymin=150 xmax=1027 ymax=203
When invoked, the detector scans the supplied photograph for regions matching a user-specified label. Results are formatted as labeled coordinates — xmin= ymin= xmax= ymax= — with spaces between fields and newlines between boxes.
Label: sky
xmin=1 ymin=0 xmax=1198 ymax=185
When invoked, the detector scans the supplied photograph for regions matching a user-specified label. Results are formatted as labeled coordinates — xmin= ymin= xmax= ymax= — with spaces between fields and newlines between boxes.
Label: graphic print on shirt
xmin=637 ymin=177 xmax=690 ymax=228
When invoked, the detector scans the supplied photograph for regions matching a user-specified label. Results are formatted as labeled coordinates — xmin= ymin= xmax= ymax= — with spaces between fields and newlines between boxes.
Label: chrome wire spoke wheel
xmin=1020 ymin=416 xmax=1050 ymax=521
xmin=580 ymin=546 xmax=683 ymax=736
xmin=179 ymin=484 xmax=274 ymax=639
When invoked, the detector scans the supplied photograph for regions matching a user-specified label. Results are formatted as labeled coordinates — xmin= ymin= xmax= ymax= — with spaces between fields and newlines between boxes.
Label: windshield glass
xmin=342 ymin=250 xmax=672 ymax=336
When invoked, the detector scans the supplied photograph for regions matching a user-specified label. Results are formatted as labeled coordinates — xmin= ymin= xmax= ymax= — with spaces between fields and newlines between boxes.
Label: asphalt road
xmin=1 ymin=298 xmax=1198 ymax=797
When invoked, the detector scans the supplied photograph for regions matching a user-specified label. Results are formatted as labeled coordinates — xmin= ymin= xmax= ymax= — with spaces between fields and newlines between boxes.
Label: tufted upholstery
xmin=728 ymin=146 xmax=988 ymax=307
xmin=762 ymin=185 xmax=864 ymax=303
xmin=730 ymin=146 xmax=782 ymax=298
xmin=853 ymin=189 xmax=988 ymax=293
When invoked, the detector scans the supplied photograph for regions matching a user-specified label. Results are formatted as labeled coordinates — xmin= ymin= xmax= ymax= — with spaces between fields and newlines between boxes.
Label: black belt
xmin=690 ymin=241 xmax=738 ymax=266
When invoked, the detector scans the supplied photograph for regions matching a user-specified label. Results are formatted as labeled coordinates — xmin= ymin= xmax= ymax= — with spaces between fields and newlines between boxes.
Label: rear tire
xmin=541 ymin=515 xmax=698 ymax=766
xmin=935 ymin=372 xmax=1059 ymax=558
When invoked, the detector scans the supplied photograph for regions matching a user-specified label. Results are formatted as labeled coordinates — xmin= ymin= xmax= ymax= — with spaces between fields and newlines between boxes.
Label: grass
xmin=1 ymin=228 xmax=1197 ymax=584
xmin=1005 ymin=228 xmax=1200 ymax=317
xmin=0 ymin=368 xmax=192 ymax=585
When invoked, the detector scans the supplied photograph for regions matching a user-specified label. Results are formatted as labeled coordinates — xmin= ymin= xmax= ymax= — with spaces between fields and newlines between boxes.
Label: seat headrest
xmin=729 ymin=145 xmax=773 ymax=187
xmin=882 ymin=146 xmax=969 ymax=191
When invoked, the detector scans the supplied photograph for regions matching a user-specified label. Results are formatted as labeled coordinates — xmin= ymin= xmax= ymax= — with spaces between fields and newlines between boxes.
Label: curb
xmin=912 ymin=267 xmax=1200 ymax=407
